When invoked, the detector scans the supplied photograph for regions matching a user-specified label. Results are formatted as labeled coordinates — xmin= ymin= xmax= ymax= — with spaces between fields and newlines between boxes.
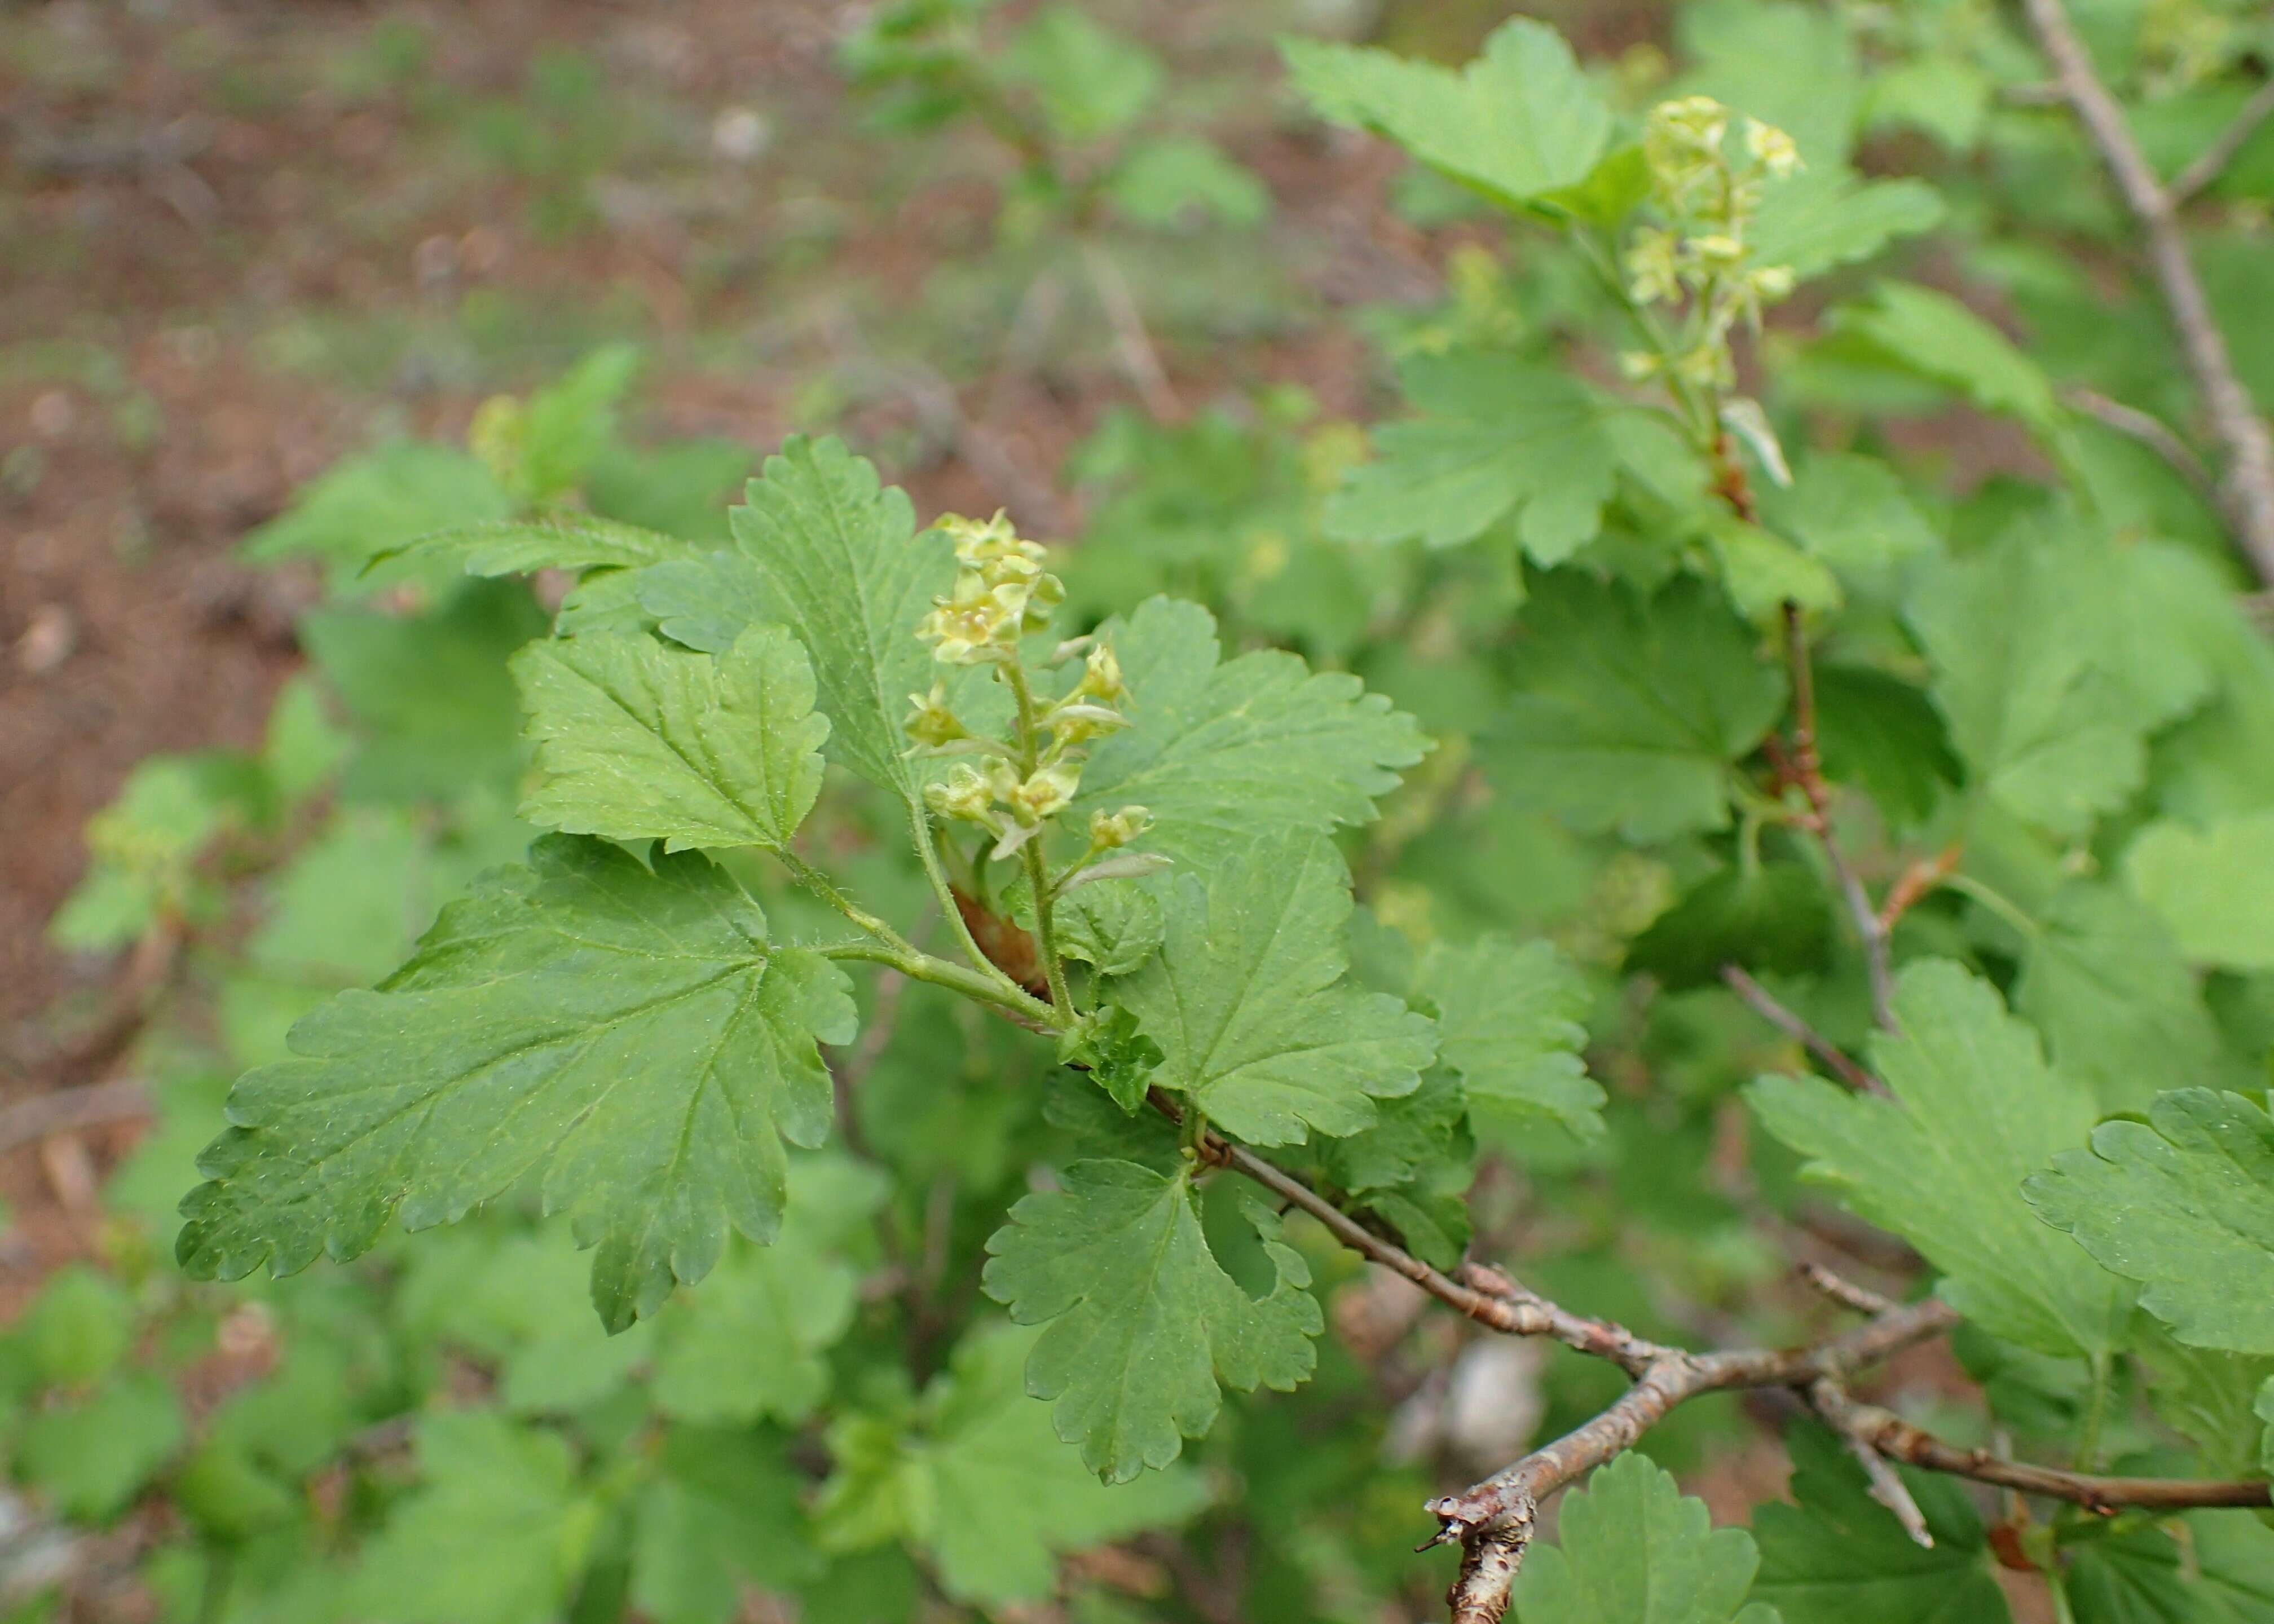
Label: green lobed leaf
xmin=1284 ymin=19 xmax=1611 ymax=211
xmin=1757 ymin=453 xmax=1939 ymax=594
xmin=980 ymin=1159 xmax=1321 ymax=1482
xmin=1109 ymin=135 xmax=1270 ymax=228
xmin=16 ymin=1372 xmax=186 ymax=1522
xmin=2012 ymin=881 xmax=2238 ymax=1114
xmin=1748 ymin=171 xmax=1944 ymax=281
xmin=1813 ymin=664 xmax=1961 ymax=827
xmin=632 ymin=1426 xmax=823 ymax=1624
xmin=347 ymin=1410 xmax=598 ymax=1624
xmin=242 ymin=441 xmax=511 ymax=586
xmin=1748 ymin=1422 xmax=2011 ymax=1623
xmin=177 ymin=835 xmax=854 ymax=1332
xmin=1513 ymin=1451 xmax=1778 ymax=1624
xmin=825 ymin=1323 xmax=1210 ymax=1604
xmin=1903 ymin=522 xmax=2194 ymax=839
xmin=1071 ymin=597 xmax=1428 ymax=867
xmin=1832 ymin=283 xmax=2063 ymax=434
xmin=1109 ymin=831 xmax=1436 ymax=1145
xmin=1748 ymin=959 xmax=2131 ymax=1360
xmin=2026 ymin=1088 xmax=2274 ymax=1354
xmin=300 ymin=578 xmax=549 ymax=804
xmin=512 ymin=625 xmax=831 ymax=853
xmin=1420 ymin=934 xmax=1602 ymax=1138
xmin=1628 ymin=863 xmax=1834 ymax=993
xmin=650 ymin=1157 xmax=884 ymax=1425
xmin=2136 ymin=1322 xmax=2274 ymax=1480
xmin=2124 ymin=811 xmax=2274 ymax=971
xmin=1054 ymin=879 xmax=1167 ymax=977
xmin=1486 ymin=571 xmax=1788 ymax=843
xmin=1324 ymin=355 xmax=1616 ymax=558
xmin=2065 ymin=1513 xmax=2274 ymax=1624
xmin=997 ymin=5 xmax=1161 ymax=142
xmin=723 ymin=435 xmax=957 ymax=805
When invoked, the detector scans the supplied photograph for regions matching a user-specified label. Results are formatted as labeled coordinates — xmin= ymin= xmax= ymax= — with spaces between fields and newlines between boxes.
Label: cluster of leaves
xmin=840 ymin=0 xmax=1270 ymax=239
xmin=14 ymin=3 xmax=2274 ymax=1623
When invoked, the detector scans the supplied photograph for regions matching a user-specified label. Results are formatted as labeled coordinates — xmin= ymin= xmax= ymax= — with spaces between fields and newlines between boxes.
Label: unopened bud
xmin=1089 ymin=805 xmax=1153 ymax=849
xmin=926 ymin=763 xmax=998 ymax=826
xmin=1744 ymin=118 xmax=1801 ymax=179
xmin=1076 ymin=641 xmax=1126 ymax=704
xmin=904 ymin=681 xmax=967 ymax=747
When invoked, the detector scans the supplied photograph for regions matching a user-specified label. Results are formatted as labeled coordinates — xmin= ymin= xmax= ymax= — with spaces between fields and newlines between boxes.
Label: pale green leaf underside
xmin=2026 ymin=1088 xmax=2274 ymax=1356
xmin=371 ymin=513 xmax=703 ymax=580
xmin=1110 ymin=831 xmax=1436 ymax=1146
xmin=1747 ymin=959 xmax=2128 ymax=1360
xmin=177 ymin=836 xmax=854 ymax=1331
xmin=513 ymin=625 xmax=830 ymax=854
xmin=1072 ymin=597 xmax=1427 ymax=867
xmin=980 ymin=1159 xmax=1320 ymax=1483
xmin=1420 ymin=935 xmax=1602 ymax=1138
xmin=1284 ymin=19 xmax=1610 ymax=209
xmin=1514 ymin=1451 xmax=1774 ymax=1624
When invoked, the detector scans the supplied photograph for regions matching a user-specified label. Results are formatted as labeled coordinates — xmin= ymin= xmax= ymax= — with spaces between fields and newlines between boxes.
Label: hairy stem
xmin=1002 ymin=663 xmax=1075 ymax=1013
xmin=822 ymin=939 xmax=1057 ymax=1029
xmin=905 ymin=797 xmax=1047 ymax=1012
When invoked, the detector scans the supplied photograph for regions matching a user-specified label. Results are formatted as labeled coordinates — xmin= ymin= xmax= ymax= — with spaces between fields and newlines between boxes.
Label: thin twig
xmin=2171 ymin=76 xmax=2274 ymax=204
xmin=2063 ymin=385 xmax=2225 ymax=515
xmin=1776 ymin=606 xmax=1895 ymax=1028
xmin=1810 ymin=1384 xmax=2273 ymax=1513
xmin=1720 ymin=965 xmax=1884 ymax=1095
xmin=1430 ymin=1301 xmax=1959 ymax=1617
xmin=1080 ymin=241 xmax=1182 ymax=421
xmin=2022 ymin=0 xmax=2274 ymax=585
xmin=1135 ymin=1087 xmax=2267 ymax=1619
xmin=1809 ymin=1377 xmax=1935 ymax=1547
xmin=0 ymin=1080 xmax=152 ymax=1156
xmin=1799 ymin=1260 xmax=1898 ymax=1318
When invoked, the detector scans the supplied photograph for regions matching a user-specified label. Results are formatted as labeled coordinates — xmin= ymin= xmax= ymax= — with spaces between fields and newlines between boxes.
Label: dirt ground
xmin=0 ymin=0 xmax=1439 ymax=1052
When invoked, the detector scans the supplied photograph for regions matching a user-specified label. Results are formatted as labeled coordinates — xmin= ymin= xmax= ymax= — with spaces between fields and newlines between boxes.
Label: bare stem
xmin=2064 ymin=385 xmax=2225 ymax=516
xmin=1117 ymin=1094 xmax=2271 ymax=1620
xmin=2022 ymin=0 xmax=2274 ymax=584
xmin=2171 ymin=76 xmax=2274 ymax=204
xmin=1720 ymin=965 xmax=1884 ymax=1095
xmin=1776 ymin=604 xmax=1895 ymax=1028
xmin=1081 ymin=241 xmax=1182 ymax=421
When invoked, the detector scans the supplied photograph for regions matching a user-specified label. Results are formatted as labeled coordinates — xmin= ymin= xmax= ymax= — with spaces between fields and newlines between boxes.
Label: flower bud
xmin=1075 ymin=641 xmax=1126 ymax=704
xmin=1744 ymin=118 xmax=1801 ymax=179
xmin=1089 ymin=805 xmax=1152 ymax=849
xmin=1046 ymin=702 xmax=1130 ymax=749
xmin=927 ymin=763 xmax=1003 ymax=828
xmin=904 ymin=681 xmax=967 ymax=747
xmin=1005 ymin=763 xmax=1081 ymax=827
xmin=1747 ymin=264 xmax=1796 ymax=302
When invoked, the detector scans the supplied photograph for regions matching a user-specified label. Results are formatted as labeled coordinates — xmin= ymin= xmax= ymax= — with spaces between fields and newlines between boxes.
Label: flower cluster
xmin=909 ymin=513 xmax=1149 ymax=862
xmin=1621 ymin=95 xmax=1801 ymax=392
xmin=916 ymin=510 xmax=1065 ymax=665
